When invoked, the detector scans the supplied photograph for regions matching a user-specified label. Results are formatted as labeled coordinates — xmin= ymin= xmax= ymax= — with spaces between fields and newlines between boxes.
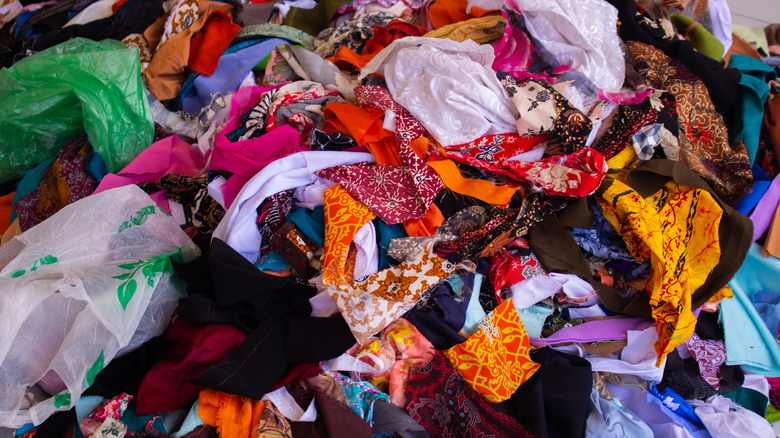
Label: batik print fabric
xmin=158 ymin=0 xmax=200 ymax=51
xmin=320 ymin=370 xmax=390 ymax=425
xmin=15 ymin=135 xmax=98 ymax=231
xmin=327 ymin=239 xmax=469 ymax=343
xmin=444 ymin=134 xmax=550 ymax=162
xmin=434 ymin=193 xmax=567 ymax=262
xmin=443 ymin=298 xmax=539 ymax=403
xmin=122 ymin=33 xmax=153 ymax=75
xmin=317 ymin=85 xmax=443 ymax=225
xmin=593 ymin=100 xmax=658 ymax=161
xmin=685 ymin=332 xmax=727 ymax=390
xmin=488 ymin=239 xmax=546 ymax=291
xmin=444 ymin=145 xmax=608 ymax=198
xmin=598 ymin=178 xmax=723 ymax=365
xmin=627 ymin=41 xmax=753 ymax=204
xmin=322 ymin=184 xmax=376 ymax=289
xmin=501 ymin=76 xmax=593 ymax=153
xmin=136 ymin=175 xmax=225 ymax=240
xmin=404 ymin=351 xmax=535 ymax=438
xmin=265 ymin=81 xmax=345 ymax=141
xmin=312 ymin=11 xmax=395 ymax=58
xmin=271 ymin=221 xmax=323 ymax=279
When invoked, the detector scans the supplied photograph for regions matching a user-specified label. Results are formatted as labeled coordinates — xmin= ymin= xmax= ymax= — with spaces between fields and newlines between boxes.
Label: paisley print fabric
xmin=685 ymin=332 xmax=727 ymax=390
xmin=627 ymin=41 xmax=753 ymax=205
xmin=16 ymin=135 xmax=98 ymax=231
xmin=404 ymin=352 xmax=535 ymax=438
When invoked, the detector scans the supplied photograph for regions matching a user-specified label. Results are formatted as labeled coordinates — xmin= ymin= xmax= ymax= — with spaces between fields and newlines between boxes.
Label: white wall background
xmin=727 ymin=0 xmax=780 ymax=28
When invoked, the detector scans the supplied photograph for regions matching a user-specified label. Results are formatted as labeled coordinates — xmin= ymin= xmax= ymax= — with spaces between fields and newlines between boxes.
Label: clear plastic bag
xmin=0 ymin=38 xmax=153 ymax=183
xmin=0 ymin=185 xmax=198 ymax=428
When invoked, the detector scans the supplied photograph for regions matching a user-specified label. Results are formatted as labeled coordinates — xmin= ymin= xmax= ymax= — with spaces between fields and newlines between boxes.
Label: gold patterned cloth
xmin=443 ymin=298 xmax=540 ymax=403
xmin=598 ymin=178 xmax=723 ymax=365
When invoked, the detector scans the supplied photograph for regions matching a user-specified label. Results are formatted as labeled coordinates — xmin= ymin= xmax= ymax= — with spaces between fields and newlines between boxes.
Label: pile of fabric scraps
xmin=4 ymin=0 xmax=780 ymax=436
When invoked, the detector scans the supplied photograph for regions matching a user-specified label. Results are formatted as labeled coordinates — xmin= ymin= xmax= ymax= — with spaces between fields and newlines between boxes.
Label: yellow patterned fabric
xmin=598 ymin=179 xmax=723 ymax=366
xmin=322 ymin=184 xmax=375 ymax=288
xmin=443 ymin=298 xmax=539 ymax=403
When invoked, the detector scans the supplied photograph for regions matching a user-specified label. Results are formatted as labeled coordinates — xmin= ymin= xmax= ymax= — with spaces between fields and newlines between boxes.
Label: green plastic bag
xmin=0 ymin=38 xmax=153 ymax=183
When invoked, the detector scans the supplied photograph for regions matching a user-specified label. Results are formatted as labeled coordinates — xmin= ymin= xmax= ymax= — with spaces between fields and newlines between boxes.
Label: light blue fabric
xmin=728 ymin=54 xmax=777 ymax=165
xmin=182 ymin=38 xmax=289 ymax=115
xmin=325 ymin=371 xmax=389 ymax=425
xmin=518 ymin=304 xmax=553 ymax=339
xmin=722 ymin=243 xmax=780 ymax=376
xmin=585 ymin=390 xmax=653 ymax=437
xmin=461 ymin=273 xmax=486 ymax=337
xmin=171 ymin=401 xmax=204 ymax=438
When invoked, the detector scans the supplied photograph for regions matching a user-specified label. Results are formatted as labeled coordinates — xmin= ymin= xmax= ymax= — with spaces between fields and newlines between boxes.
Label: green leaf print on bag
xmin=53 ymin=392 xmax=71 ymax=408
xmin=118 ymin=205 xmax=158 ymax=233
xmin=8 ymin=255 xmax=58 ymax=278
xmin=113 ymin=250 xmax=177 ymax=309
xmin=84 ymin=351 xmax=105 ymax=388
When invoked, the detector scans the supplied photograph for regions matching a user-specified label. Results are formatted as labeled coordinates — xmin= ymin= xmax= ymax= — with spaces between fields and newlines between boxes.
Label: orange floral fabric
xmin=443 ymin=298 xmax=540 ymax=403
xmin=598 ymin=179 xmax=723 ymax=366
xmin=322 ymin=185 xmax=375 ymax=288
